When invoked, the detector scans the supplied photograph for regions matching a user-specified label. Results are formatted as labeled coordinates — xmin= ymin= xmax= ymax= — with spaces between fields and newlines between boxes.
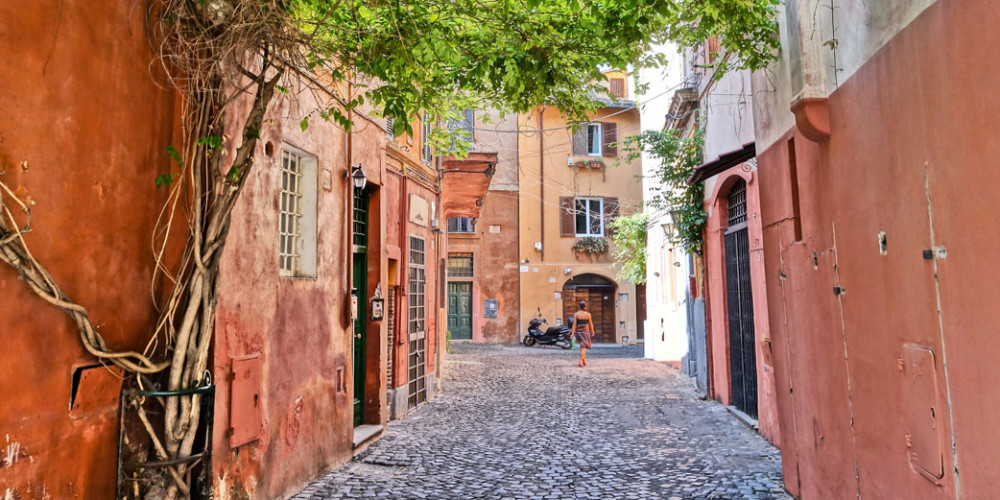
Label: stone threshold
xmin=725 ymin=406 xmax=759 ymax=432
xmin=352 ymin=424 xmax=383 ymax=449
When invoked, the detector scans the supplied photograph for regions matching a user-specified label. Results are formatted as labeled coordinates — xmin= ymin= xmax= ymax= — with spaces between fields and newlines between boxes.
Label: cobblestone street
xmin=294 ymin=344 xmax=790 ymax=500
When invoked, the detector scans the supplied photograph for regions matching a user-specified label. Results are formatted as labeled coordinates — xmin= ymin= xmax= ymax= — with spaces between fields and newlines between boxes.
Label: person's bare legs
xmin=579 ymin=347 xmax=587 ymax=367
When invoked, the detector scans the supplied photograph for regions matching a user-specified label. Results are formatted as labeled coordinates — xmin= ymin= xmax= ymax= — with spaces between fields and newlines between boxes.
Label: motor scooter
xmin=523 ymin=311 xmax=572 ymax=349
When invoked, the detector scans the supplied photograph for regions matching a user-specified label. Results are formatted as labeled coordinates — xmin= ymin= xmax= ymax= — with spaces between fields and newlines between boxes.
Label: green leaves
xmin=608 ymin=212 xmax=648 ymax=284
xmin=154 ymin=173 xmax=179 ymax=189
xmin=196 ymin=136 xmax=222 ymax=149
xmin=165 ymin=145 xmax=183 ymax=167
xmin=620 ymin=129 xmax=707 ymax=255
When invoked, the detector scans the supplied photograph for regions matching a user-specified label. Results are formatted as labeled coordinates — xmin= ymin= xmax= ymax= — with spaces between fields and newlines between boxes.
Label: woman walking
xmin=572 ymin=300 xmax=596 ymax=367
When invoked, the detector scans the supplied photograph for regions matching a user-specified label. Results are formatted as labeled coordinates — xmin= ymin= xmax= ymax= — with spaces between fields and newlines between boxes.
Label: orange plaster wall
xmin=0 ymin=1 xmax=178 ymax=497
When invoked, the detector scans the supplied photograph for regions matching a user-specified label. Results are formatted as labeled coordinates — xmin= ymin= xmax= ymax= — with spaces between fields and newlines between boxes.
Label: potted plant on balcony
xmin=572 ymin=236 xmax=609 ymax=256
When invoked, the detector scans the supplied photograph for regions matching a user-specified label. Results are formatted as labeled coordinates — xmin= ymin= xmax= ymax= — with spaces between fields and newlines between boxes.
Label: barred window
xmin=279 ymin=147 xmax=318 ymax=278
xmin=279 ymin=150 xmax=303 ymax=275
xmin=447 ymin=254 xmax=474 ymax=278
xmin=408 ymin=236 xmax=426 ymax=334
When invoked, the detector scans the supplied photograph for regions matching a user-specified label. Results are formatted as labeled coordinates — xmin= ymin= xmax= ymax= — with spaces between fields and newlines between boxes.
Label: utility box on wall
xmin=230 ymin=354 xmax=262 ymax=448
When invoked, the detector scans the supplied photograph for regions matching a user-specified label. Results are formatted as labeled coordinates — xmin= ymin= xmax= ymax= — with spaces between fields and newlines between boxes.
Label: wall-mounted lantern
xmin=351 ymin=164 xmax=368 ymax=190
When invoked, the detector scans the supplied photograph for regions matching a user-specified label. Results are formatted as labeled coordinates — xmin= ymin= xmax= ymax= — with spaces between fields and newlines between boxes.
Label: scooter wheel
xmin=523 ymin=337 xmax=537 ymax=347
xmin=560 ymin=339 xmax=572 ymax=350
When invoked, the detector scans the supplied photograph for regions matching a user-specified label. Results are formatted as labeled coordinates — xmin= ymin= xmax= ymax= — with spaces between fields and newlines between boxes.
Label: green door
xmin=447 ymin=282 xmax=473 ymax=340
xmin=353 ymin=252 xmax=366 ymax=427
xmin=352 ymin=187 xmax=369 ymax=428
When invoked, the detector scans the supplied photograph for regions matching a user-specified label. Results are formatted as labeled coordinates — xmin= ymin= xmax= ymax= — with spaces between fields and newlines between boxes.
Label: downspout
xmin=538 ymin=106 xmax=545 ymax=261
xmin=345 ymin=71 xmax=355 ymax=328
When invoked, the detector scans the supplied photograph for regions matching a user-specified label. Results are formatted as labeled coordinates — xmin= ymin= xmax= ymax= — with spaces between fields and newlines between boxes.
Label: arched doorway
xmin=562 ymin=274 xmax=617 ymax=344
xmin=724 ymin=179 xmax=758 ymax=418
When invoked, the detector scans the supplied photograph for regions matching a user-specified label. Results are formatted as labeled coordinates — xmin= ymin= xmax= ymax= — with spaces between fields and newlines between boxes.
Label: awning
xmin=687 ymin=142 xmax=756 ymax=184
xmin=440 ymin=152 xmax=498 ymax=218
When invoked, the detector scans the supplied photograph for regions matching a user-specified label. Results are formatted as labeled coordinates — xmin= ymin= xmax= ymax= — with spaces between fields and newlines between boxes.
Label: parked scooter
xmin=523 ymin=311 xmax=573 ymax=349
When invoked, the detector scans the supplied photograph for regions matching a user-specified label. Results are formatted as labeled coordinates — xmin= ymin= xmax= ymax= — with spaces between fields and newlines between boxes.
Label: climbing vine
xmin=620 ymin=129 xmax=706 ymax=255
xmin=607 ymin=212 xmax=649 ymax=284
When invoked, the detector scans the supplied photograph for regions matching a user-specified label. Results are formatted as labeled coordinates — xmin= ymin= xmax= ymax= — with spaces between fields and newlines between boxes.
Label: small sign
xmin=489 ymin=225 xmax=501 ymax=233
xmin=548 ymin=277 xmax=557 ymax=283
xmin=532 ymin=267 xmax=539 ymax=273
xmin=484 ymin=299 xmax=498 ymax=318
xmin=370 ymin=283 xmax=385 ymax=321
xmin=554 ymin=292 xmax=562 ymax=301
xmin=409 ymin=194 xmax=429 ymax=226
xmin=618 ymin=293 xmax=629 ymax=302
xmin=520 ymin=265 xmax=529 ymax=273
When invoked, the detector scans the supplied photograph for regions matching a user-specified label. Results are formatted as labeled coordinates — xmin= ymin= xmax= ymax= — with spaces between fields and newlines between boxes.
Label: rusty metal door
xmin=725 ymin=179 xmax=758 ymax=419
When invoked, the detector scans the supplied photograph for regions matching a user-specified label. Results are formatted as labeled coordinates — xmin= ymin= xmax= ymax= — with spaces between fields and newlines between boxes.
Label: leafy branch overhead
xmin=621 ymin=129 xmax=706 ymax=255
xmin=292 ymin=0 xmax=780 ymax=133
xmin=608 ymin=212 xmax=648 ymax=284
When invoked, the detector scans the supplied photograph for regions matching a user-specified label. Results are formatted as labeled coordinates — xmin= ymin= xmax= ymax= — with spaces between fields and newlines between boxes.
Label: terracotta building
xmin=0 ymin=2 xmax=492 ymax=497
xmin=517 ymin=71 xmax=644 ymax=344
xmin=443 ymin=109 xmax=521 ymax=344
xmin=748 ymin=1 xmax=1000 ymax=498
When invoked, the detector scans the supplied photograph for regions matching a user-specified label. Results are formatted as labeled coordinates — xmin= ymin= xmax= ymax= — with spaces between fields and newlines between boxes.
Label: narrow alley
xmin=294 ymin=345 xmax=789 ymax=500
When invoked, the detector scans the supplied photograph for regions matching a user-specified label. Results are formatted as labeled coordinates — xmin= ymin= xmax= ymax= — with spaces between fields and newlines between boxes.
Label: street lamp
xmin=351 ymin=164 xmax=368 ymax=190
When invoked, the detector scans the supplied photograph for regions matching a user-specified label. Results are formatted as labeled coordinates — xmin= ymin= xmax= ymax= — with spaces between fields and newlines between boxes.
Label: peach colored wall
xmin=756 ymin=2 xmax=1000 ymax=499
xmin=211 ymin=83 xmax=388 ymax=499
xmin=446 ymin=189 xmax=520 ymax=344
xmin=517 ymin=105 xmax=643 ymax=341
xmin=0 ymin=1 xmax=178 ymax=497
xmin=702 ymin=167 xmax=780 ymax=445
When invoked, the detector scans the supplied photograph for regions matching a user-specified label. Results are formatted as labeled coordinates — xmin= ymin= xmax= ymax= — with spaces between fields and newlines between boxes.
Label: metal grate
xmin=447 ymin=254 xmax=474 ymax=277
xmin=407 ymin=236 xmax=427 ymax=409
xmin=725 ymin=220 xmax=758 ymax=418
xmin=386 ymin=286 xmax=397 ymax=387
xmin=353 ymin=187 xmax=369 ymax=248
xmin=727 ymin=179 xmax=747 ymax=227
xmin=279 ymin=150 xmax=303 ymax=275
xmin=386 ymin=117 xmax=394 ymax=142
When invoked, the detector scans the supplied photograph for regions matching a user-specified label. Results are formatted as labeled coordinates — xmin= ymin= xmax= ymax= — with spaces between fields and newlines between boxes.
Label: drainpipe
xmin=538 ymin=106 xmax=545 ymax=261
xmin=345 ymin=70 xmax=355 ymax=328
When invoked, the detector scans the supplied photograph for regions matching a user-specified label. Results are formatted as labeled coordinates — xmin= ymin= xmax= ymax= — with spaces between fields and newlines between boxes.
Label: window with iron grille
xmin=447 ymin=254 xmax=474 ymax=278
xmin=353 ymin=187 xmax=369 ymax=249
xmin=727 ymin=179 xmax=748 ymax=227
xmin=279 ymin=150 xmax=303 ymax=275
xmin=421 ymin=112 xmax=433 ymax=165
xmin=279 ymin=147 xmax=318 ymax=277
xmin=447 ymin=217 xmax=475 ymax=233
xmin=408 ymin=236 xmax=426 ymax=334
xmin=574 ymin=197 xmax=604 ymax=236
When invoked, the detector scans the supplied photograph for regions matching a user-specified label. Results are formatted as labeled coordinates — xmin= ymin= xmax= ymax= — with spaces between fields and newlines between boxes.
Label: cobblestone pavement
xmin=293 ymin=344 xmax=790 ymax=500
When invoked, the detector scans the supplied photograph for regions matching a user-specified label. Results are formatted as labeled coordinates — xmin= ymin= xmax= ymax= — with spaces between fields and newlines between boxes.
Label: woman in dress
xmin=572 ymin=300 xmax=595 ymax=367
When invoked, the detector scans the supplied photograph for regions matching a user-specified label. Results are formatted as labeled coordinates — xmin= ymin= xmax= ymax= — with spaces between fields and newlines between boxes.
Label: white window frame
xmin=278 ymin=145 xmax=318 ymax=278
xmin=574 ymin=197 xmax=604 ymax=237
xmin=587 ymin=123 xmax=602 ymax=156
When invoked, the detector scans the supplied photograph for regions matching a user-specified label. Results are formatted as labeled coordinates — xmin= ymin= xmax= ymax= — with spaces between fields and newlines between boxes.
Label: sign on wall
xmin=484 ymin=299 xmax=498 ymax=318
xmin=409 ymin=194 xmax=429 ymax=226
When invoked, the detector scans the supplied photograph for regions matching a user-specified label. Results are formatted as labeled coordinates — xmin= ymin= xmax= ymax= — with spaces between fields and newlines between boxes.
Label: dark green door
xmin=447 ymin=282 xmax=473 ymax=340
xmin=352 ymin=187 xmax=369 ymax=428
xmin=353 ymin=253 xmax=367 ymax=427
